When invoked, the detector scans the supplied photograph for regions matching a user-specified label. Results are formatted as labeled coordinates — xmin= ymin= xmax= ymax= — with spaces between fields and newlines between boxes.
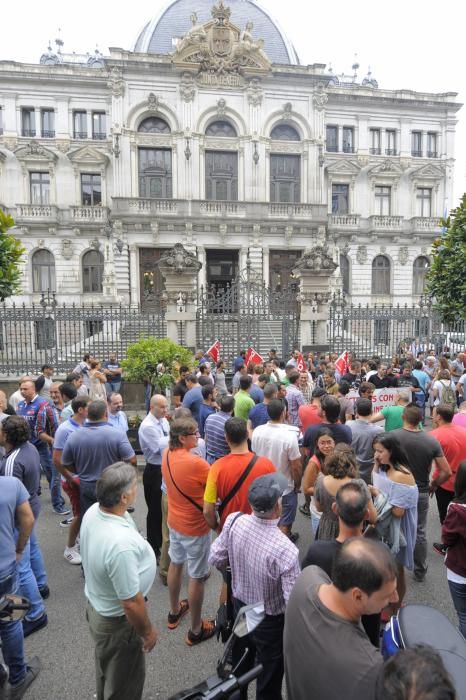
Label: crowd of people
xmin=0 ymin=344 xmax=465 ymax=699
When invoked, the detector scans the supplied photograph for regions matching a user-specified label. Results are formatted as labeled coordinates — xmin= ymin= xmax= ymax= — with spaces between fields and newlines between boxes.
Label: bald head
xmin=332 ymin=537 xmax=398 ymax=597
xmin=0 ymin=390 xmax=6 ymax=411
xmin=150 ymin=394 xmax=168 ymax=419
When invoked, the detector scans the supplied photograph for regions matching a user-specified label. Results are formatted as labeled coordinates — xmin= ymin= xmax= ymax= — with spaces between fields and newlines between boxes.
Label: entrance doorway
xmin=269 ymin=250 xmax=302 ymax=292
xmin=206 ymin=249 xmax=239 ymax=295
xmin=139 ymin=248 xmax=169 ymax=310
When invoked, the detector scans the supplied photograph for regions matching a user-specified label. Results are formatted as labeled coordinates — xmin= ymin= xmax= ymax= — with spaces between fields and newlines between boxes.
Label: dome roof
xmin=134 ymin=0 xmax=299 ymax=65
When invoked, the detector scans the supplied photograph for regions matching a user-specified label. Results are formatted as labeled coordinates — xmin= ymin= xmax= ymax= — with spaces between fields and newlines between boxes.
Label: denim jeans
xmin=448 ymin=579 xmax=466 ymax=639
xmin=36 ymin=441 xmax=65 ymax=510
xmin=106 ymin=380 xmax=121 ymax=395
xmin=15 ymin=530 xmax=46 ymax=622
xmin=0 ymin=567 xmax=27 ymax=686
xmin=414 ymin=490 xmax=429 ymax=579
xmin=29 ymin=526 xmax=48 ymax=590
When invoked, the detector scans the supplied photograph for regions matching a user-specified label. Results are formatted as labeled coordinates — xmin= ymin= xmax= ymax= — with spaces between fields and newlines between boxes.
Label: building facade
xmin=0 ymin=0 xmax=461 ymax=316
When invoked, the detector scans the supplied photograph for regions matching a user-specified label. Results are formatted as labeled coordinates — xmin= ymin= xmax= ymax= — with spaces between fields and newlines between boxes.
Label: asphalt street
xmin=21 ymin=468 xmax=457 ymax=700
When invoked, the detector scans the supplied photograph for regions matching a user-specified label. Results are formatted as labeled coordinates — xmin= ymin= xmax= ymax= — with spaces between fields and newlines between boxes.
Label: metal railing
xmin=385 ymin=149 xmax=398 ymax=156
xmin=427 ymin=151 xmax=438 ymax=158
xmin=411 ymin=150 xmax=423 ymax=157
xmin=92 ymin=132 xmax=107 ymax=140
xmin=41 ymin=131 xmax=55 ymax=138
xmin=21 ymin=129 xmax=36 ymax=137
xmin=73 ymin=131 xmax=88 ymax=139
xmin=369 ymin=148 xmax=381 ymax=155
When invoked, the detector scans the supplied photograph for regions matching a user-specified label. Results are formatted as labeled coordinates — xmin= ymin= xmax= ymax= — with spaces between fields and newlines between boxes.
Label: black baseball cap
xmin=248 ymin=473 xmax=289 ymax=514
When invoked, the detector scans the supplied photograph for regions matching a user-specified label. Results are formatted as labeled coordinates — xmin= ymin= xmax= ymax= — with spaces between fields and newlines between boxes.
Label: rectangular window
xmin=21 ymin=108 xmax=36 ymax=137
xmin=427 ymin=132 xmax=438 ymax=158
xmin=375 ymin=186 xmax=391 ymax=215
xmin=416 ymin=188 xmax=432 ymax=217
xmin=30 ymin=172 xmax=50 ymax=205
xmin=386 ymin=130 xmax=397 ymax=155
xmin=138 ymin=148 xmax=173 ymax=199
xmin=411 ymin=131 xmax=422 ymax=157
xmin=205 ymin=151 xmax=238 ymax=201
xmin=81 ymin=173 xmax=102 ymax=206
xmin=270 ymin=154 xmax=301 ymax=203
xmin=374 ymin=320 xmax=390 ymax=345
xmin=92 ymin=112 xmax=106 ymax=140
xmin=332 ymin=184 xmax=349 ymax=214
xmin=41 ymin=109 xmax=55 ymax=138
xmin=369 ymin=129 xmax=381 ymax=155
xmin=73 ymin=111 xmax=87 ymax=139
xmin=342 ymin=127 xmax=354 ymax=153
xmin=326 ymin=125 xmax=338 ymax=152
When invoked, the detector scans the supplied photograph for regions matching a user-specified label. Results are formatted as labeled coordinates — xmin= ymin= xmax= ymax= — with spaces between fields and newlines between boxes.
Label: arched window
xmin=270 ymin=124 xmax=300 ymax=141
xmin=413 ymin=256 xmax=430 ymax=294
xmin=339 ymin=254 xmax=350 ymax=294
xmin=205 ymin=120 xmax=237 ymax=137
xmin=371 ymin=255 xmax=391 ymax=295
xmin=138 ymin=117 xmax=171 ymax=133
xmin=32 ymin=249 xmax=55 ymax=292
xmin=82 ymin=250 xmax=104 ymax=293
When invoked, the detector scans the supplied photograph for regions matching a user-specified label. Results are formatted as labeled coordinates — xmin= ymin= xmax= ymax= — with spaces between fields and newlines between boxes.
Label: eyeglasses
xmin=185 ymin=431 xmax=200 ymax=436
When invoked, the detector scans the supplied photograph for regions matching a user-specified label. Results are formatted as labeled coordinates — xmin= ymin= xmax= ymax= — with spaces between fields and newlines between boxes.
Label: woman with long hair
xmin=302 ymin=427 xmax=336 ymax=534
xmin=314 ymin=449 xmax=359 ymax=541
xmin=372 ymin=433 xmax=418 ymax=609
xmin=88 ymin=359 xmax=107 ymax=402
xmin=442 ymin=460 xmax=466 ymax=638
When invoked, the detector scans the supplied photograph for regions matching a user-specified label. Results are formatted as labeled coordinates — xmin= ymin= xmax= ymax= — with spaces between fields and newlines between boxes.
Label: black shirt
xmin=303 ymin=422 xmax=352 ymax=454
xmin=390 ymin=428 xmax=443 ymax=488
xmin=341 ymin=372 xmax=362 ymax=389
xmin=369 ymin=374 xmax=399 ymax=389
xmin=397 ymin=374 xmax=420 ymax=389
xmin=172 ymin=379 xmax=188 ymax=401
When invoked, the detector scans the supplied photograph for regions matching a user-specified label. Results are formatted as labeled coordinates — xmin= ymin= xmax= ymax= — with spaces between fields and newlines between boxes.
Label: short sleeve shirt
xmin=233 ymin=391 xmax=255 ymax=421
xmin=251 ymin=423 xmax=301 ymax=494
xmin=0 ymin=476 xmax=30 ymax=573
xmin=0 ymin=442 xmax=41 ymax=519
xmin=162 ymin=449 xmax=210 ymax=536
xmin=61 ymin=422 xmax=134 ymax=482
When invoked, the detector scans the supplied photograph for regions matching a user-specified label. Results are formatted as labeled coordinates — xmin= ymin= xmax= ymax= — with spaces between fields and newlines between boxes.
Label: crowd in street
xmin=0 ymin=344 xmax=466 ymax=699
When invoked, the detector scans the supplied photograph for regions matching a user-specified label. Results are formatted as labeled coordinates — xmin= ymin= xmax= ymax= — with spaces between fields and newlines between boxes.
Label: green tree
xmin=427 ymin=194 xmax=466 ymax=323
xmin=121 ymin=337 xmax=194 ymax=393
xmin=0 ymin=210 xmax=25 ymax=300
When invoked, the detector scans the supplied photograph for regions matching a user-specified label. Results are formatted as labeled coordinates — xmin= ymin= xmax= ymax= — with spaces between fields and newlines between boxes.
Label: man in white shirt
xmin=106 ymin=393 xmax=129 ymax=434
xmin=138 ymin=395 xmax=170 ymax=559
xmin=251 ymin=399 xmax=302 ymax=542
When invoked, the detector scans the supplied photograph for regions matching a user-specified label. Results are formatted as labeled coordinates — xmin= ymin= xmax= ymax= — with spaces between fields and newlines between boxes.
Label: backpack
xmin=440 ymin=381 xmax=456 ymax=409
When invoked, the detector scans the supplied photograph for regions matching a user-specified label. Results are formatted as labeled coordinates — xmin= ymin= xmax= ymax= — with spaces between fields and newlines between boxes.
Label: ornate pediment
xmin=14 ymin=142 xmax=58 ymax=164
xmin=325 ymin=159 xmax=361 ymax=176
xmin=367 ymin=159 xmax=403 ymax=179
xmin=157 ymin=243 xmax=202 ymax=275
xmin=293 ymin=245 xmax=338 ymax=276
xmin=172 ymin=1 xmax=271 ymax=90
xmin=409 ymin=163 xmax=445 ymax=180
xmin=68 ymin=145 xmax=110 ymax=166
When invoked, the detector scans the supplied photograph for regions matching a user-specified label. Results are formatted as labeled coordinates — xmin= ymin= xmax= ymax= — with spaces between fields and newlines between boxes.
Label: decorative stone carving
xmin=283 ymin=102 xmax=293 ymax=117
xmin=158 ymin=243 xmax=201 ymax=274
xmin=380 ymin=245 xmax=386 ymax=253
xmin=356 ymin=245 xmax=368 ymax=265
xmin=179 ymin=72 xmax=196 ymax=102
xmin=61 ymin=239 xmax=73 ymax=259
xmin=217 ymin=98 xmax=227 ymax=116
xmin=37 ymin=239 xmax=45 ymax=248
xmin=294 ymin=245 xmax=338 ymax=274
xmin=219 ymin=223 xmax=228 ymax=241
xmin=398 ymin=246 xmax=409 ymax=265
xmin=312 ymin=83 xmax=328 ymax=111
xmin=172 ymin=0 xmax=271 ymax=89
xmin=246 ymin=78 xmax=263 ymax=106
xmin=89 ymin=238 xmax=101 ymax=251
xmin=107 ymin=67 xmax=125 ymax=97
xmin=147 ymin=92 xmax=159 ymax=110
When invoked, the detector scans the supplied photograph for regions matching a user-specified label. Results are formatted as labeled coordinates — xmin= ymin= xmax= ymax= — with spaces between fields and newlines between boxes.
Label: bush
xmin=121 ymin=337 xmax=194 ymax=393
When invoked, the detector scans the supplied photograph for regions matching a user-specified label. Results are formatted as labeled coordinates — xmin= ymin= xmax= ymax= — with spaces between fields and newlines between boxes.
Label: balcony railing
xmin=16 ymin=204 xmax=57 ymax=220
xmin=70 ymin=206 xmax=109 ymax=222
xmin=21 ymin=129 xmax=36 ymax=137
xmin=342 ymin=145 xmax=355 ymax=153
xmin=385 ymin=149 xmax=398 ymax=156
xmin=369 ymin=147 xmax=381 ymax=155
xmin=411 ymin=150 xmax=423 ymax=157
xmin=326 ymin=146 xmax=338 ymax=153
xmin=92 ymin=132 xmax=107 ymax=140
xmin=199 ymin=201 xmax=247 ymax=217
xmin=73 ymin=131 xmax=88 ymax=139
xmin=427 ymin=151 xmax=438 ymax=158
xmin=41 ymin=130 xmax=55 ymax=139
xmin=329 ymin=214 xmax=360 ymax=228
xmin=411 ymin=216 xmax=442 ymax=231
xmin=370 ymin=215 xmax=403 ymax=230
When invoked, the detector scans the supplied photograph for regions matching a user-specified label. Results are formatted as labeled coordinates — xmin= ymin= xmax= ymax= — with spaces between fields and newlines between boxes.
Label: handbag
xmin=215 ymin=512 xmax=245 ymax=643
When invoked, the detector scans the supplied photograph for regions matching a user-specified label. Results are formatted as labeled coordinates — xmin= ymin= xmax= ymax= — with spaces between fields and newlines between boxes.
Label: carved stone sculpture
xmin=158 ymin=243 xmax=202 ymax=274
xmin=294 ymin=245 xmax=338 ymax=274
xmin=179 ymin=72 xmax=196 ymax=102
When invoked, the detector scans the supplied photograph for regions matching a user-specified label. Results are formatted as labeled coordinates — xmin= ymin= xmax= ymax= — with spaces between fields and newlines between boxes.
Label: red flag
xmin=335 ymin=351 xmax=349 ymax=376
xmin=206 ymin=340 xmax=221 ymax=363
xmin=296 ymin=352 xmax=306 ymax=372
xmin=245 ymin=347 xmax=264 ymax=366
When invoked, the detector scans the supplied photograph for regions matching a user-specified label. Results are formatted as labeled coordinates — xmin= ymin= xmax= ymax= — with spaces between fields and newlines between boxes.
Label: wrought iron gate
xmin=196 ymin=274 xmax=299 ymax=365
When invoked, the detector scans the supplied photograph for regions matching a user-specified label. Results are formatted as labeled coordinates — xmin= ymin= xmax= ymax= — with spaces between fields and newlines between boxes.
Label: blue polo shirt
xmin=249 ymin=385 xmax=264 ymax=404
xmin=107 ymin=411 xmax=129 ymax=433
xmin=248 ymin=402 xmax=270 ymax=430
xmin=61 ymin=422 xmax=135 ymax=483
xmin=182 ymin=386 xmax=203 ymax=423
xmin=17 ymin=396 xmax=47 ymax=446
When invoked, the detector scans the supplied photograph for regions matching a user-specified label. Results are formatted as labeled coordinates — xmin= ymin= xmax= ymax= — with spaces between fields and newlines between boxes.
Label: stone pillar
xmin=293 ymin=245 xmax=338 ymax=350
xmin=157 ymin=243 xmax=202 ymax=348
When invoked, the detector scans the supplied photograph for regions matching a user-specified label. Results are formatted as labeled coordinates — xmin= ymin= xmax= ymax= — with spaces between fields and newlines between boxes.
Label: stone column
xmin=293 ymin=245 xmax=338 ymax=350
xmin=157 ymin=243 xmax=202 ymax=348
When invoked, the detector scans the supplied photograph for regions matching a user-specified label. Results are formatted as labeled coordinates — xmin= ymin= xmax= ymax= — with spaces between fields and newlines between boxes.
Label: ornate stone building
xmin=0 ymin=0 xmax=461 ymax=314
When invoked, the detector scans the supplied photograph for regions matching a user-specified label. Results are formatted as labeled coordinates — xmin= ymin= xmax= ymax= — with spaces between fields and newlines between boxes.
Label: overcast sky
xmin=2 ymin=0 xmax=465 ymax=206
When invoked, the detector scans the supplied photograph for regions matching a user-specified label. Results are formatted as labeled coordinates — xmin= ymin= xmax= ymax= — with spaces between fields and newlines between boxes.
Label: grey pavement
xmin=21 ymin=472 xmax=457 ymax=700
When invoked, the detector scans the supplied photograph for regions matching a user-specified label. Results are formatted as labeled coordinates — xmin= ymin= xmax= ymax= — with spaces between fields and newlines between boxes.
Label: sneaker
xmin=433 ymin=542 xmax=447 ymax=556
xmin=185 ymin=619 xmax=216 ymax=646
xmin=299 ymin=504 xmax=311 ymax=517
xmin=64 ymin=546 xmax=82 ymax=565
xmin=53 ymin=506 xmax=71 ymax=515
xmin=59 ymin=517 xmax=74 ymax=527
xmin=22 ymin=613 xmax=48 ymax=638
xmin=9 ymin=656 xmax=41 ymax=700
xmin=38 ymin=585 xmax=50 ymax=600
xmin=167 ymin=599 xmax=189 ymax=629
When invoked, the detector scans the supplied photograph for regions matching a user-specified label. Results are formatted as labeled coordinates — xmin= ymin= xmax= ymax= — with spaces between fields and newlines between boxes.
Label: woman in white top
xmin=432 ymin=369 xmax=456 ymax=406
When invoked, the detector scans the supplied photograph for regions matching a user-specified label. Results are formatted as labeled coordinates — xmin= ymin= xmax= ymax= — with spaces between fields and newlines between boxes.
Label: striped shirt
xmin=0 ymin=441 xmax=41 ymax=518
xmin=204 ymin=411 xmax=231 ymax=462
xmin=209 ymin=511 xmax=300 ymax=615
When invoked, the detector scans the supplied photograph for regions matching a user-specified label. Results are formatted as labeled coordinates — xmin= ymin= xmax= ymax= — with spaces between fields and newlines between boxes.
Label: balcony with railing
xmin=342 ymin=145 xmax=355 ymax=154
xmin=369 ymin=147 xmax=381 ymax=155
xmin=427 ymin=151 xmax=438 ymax=158
xmin=15 ymin=204 xmax=58 ymax=222
xmin=92 ymin=132 xmax=107 ymax=140
xmin=411 ymin=216 xmax=442 ymax=232
xmin=328 ymin=214 xmax=360 ymax=229
xmin=411 ymin=150 xmax=423 ymax=158
xmin=73 ymin=131 xmax=88 ymax=140
xmin=41 ymin=131 xmax=55 ymax=139
xmin=385 ymin=149 xmax=398 ymax=156
xmin=21 ymin=129 xmax=36 ymax=138
xmin=369 ymin=215 xmax=404 ymax=231
xmin=69 ymin=206 xmax=110 ymax=222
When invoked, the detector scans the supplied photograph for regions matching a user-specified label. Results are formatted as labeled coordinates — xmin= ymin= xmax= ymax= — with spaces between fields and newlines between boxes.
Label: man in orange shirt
xmin=203 ymin=417 xmax=276 ymax=532
xmin=298 ymin=387 xmax=325 ymax=433
xmin=161 ymin=417 xmax=216 ymax=646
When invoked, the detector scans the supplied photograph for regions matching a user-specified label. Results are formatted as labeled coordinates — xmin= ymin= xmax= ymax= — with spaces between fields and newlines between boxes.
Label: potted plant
xmin=127 ymin=413 xmax=143 ymax=454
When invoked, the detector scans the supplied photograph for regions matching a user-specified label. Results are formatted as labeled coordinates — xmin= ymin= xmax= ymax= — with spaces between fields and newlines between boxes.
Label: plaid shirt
xmin=36 ymin=402 xmax=60 ymax=438
xmin=286 ymin=384 xmax=305 ymax=426
xmin=209 ymin=512 xmax=300 ymax=615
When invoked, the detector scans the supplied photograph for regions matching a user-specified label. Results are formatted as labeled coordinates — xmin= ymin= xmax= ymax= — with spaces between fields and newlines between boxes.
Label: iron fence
xmin=328 ymin=294 xmax=466 ymax=359
xmin=0 ymin=294 xmax=166 ymax=376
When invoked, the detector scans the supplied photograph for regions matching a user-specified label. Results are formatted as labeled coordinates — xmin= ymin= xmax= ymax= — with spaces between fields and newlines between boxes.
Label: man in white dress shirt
xmin=138 ymin=395 xmax=170 ymax=560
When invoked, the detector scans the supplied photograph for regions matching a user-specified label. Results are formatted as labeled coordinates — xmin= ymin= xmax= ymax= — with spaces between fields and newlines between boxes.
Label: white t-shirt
xmin=251 ymin=422 xmax=301 ymax=495
xmin=432 ymin=379 xmax=456 ymax=405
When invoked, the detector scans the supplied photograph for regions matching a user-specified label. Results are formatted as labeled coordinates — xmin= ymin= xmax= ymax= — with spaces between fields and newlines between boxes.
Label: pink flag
xmin=335 ymin=351 xmax=349 ymax=376
xmin=245 ymin=347 xmax=264 ymax=365
xmin=206 ymin=340 xmax=221 ymax=363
